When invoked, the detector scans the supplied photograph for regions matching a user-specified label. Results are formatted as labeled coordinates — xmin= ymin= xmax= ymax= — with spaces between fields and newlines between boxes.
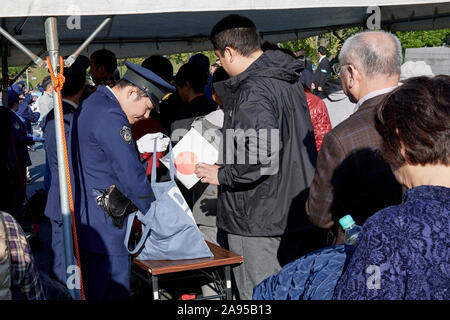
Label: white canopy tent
xmin=1 ymin=1 xmax=449 ymax=65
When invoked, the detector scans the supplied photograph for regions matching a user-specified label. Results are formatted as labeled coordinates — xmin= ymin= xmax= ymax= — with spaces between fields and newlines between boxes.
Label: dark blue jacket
xmin=253 ymin=244 xmax=354 ymax=300
xmin=17 ymin=101 xmax=39 ymax=135
xmin=8 ymin=110 xmax=34 ymax=169
xmin=71 ymin=86 xmax=154 ymax=255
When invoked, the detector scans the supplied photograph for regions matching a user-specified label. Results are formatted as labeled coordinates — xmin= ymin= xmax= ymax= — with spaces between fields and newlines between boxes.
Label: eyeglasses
xmin=337 ymin=64 xmax=351 ymax=76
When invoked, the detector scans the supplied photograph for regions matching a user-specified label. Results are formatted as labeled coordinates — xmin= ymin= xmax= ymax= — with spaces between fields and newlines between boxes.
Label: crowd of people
xmin=0 ymin=14 xmax=448 ymax=301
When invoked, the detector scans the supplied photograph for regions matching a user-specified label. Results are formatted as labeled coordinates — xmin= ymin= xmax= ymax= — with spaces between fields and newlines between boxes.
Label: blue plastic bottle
xmin=339 ymin=215 xmax=362 ymax=246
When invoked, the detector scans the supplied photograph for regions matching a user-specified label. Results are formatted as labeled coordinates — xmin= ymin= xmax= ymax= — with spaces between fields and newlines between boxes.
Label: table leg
xmin=152 ymin=275 xmax=159 ymax=300
xmin=224 ymin=266 xmax=232 ymax=300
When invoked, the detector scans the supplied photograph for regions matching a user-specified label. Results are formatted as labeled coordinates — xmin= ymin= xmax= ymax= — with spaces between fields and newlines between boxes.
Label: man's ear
xmin=126 ymin=85 xmax=138 ymax=98
xmin=224 ymin=46 xmax=236 ymax=63
xmin=346 ymin=64 xmax=358 ymax=88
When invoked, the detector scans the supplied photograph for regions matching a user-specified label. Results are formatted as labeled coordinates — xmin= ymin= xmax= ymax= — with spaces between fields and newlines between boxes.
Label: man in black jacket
xmin=311 ymin=46 xmax=332 ymax=98
xmin=195 ymin=14 xmax=318 ymax=300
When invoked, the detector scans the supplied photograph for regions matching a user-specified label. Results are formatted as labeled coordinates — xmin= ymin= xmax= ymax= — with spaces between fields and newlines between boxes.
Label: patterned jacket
xmin=334 ymin=185 xmax=450 ymax=300
xmin=0 ymin=211 xmax=45 ymax=300
xmin=306 ymin=94 xmax=403 ymax=244
xmin=304 ymin=87 xmax=332 ymax=151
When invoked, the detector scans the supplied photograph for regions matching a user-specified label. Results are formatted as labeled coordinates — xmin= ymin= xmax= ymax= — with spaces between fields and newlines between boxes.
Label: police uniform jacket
xmin=17 ymin=101 xmax=39 ymax=135
xmin=71 ymin=85 xmax=154 ymax=255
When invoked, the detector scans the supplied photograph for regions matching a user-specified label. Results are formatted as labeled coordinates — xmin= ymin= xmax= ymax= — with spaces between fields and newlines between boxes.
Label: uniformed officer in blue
xmin=13 ymin=83 xmax=40 ymax=135
xmin=71 ymin=62 xmax=175 ymax=300
xmin=43 ymin=55 xmax=90 ymax=285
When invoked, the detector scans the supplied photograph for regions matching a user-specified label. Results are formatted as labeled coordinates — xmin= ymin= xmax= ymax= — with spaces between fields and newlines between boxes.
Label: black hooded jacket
xmin=214 ymin=49 xmax=318 ymax=237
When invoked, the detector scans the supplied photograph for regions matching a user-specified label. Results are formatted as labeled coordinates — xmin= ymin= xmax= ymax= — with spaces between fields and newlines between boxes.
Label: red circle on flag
xmin=175 ymin=151 xmax=199 ymax=175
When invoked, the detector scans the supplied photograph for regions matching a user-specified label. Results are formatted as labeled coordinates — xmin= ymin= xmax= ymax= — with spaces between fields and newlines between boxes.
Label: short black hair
xmin=90 ymin=49 xmax=117 ymax=74
xmin=210 ymin=14 xmax=260 ymax=57
xmin=61 ymin=72 xmax=86 ymax=97
xmin=376 ymin=75 xmax=450 ymax=168
xmin=141 ymin=55 xmax=174 ymax=83
xmin=261 ymin=41 xmax=296 ymax=58
xmin=212 ymin=66 xmax=229 ymax=84
xmin=261 ymin=41 xmax=279 ymax=52
xmin=41 ymin=76 xmax=52 ymax=90
xmin=318 ymin=46 xmax=327 ymax=55
xmin=174 ymin=63 xmax=207 ymax=93
xmin=114 ymin=78 xmax=148 ymax=100
xmin=211 ymin=66 xmax=229 ymax=93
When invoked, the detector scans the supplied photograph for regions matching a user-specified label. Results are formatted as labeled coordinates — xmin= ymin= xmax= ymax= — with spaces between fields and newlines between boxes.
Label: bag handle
xmin=124 ymin=210 xmax=153 ymax=255
xmin=151 ymin=134 xmax=174 ymax=183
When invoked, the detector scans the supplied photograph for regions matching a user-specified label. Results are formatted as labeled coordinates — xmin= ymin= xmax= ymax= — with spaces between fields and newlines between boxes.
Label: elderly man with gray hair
xmin=306 ymin=31 xmax=404 ymax=245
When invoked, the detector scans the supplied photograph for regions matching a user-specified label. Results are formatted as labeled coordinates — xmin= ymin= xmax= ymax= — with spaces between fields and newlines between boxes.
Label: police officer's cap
xmin=12 ymin=83 xmax=24 ymax=96
xmin=7 ymin=87 xmax=19 ymax=107
xmin=123 ymin=62 xmax=175 ymax=111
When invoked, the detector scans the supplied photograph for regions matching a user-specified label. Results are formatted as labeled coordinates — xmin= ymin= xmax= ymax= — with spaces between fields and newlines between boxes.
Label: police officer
xmin=14 ymin=83 xmax=40 ymax=135
xmin=71 ymin=62 xmax=175 ymax=300
xmin=43 ymin=55 xmax=90 ymax=285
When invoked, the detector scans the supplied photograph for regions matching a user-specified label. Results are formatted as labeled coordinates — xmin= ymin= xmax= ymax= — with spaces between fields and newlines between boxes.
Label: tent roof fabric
xmin=0 ymin=1 xmax=449 ymax=65
xmin=0 ymin=0 xmax=448 ymax=17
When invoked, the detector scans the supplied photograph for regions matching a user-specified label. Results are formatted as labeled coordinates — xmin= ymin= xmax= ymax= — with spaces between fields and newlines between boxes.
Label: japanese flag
xmin=160 ymin=128 xmax=219 ymax=189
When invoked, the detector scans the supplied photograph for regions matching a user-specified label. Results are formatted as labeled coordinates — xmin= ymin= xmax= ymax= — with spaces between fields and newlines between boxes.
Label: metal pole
xmin=1 ymin=19 xmax=8 ymax=107
xmin=43 ymin=16 xmax=79 ymax=300
xmin=64 ymin=17 xmax=112 ymax=68
xmin=0 ymin=25 xmax=46 ymax=68
xmin=26 ymin=69 xmax=28 ymax=90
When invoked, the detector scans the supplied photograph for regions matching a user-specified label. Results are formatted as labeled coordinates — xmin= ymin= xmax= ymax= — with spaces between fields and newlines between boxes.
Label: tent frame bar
xmin=64 ymin=16 xmax=112 ymax=67
xmin=0 ymin=24 xmax=46 ymax=68
xmin=9 ymin=49 xmax=46 ymax=85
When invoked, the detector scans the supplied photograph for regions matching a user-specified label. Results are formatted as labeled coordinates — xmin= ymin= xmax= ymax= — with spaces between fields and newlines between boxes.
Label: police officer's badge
xmin=120 ymin=126 xmax=132 ymax=144
xmin=14 ymin=122 xmax=20 ymax=130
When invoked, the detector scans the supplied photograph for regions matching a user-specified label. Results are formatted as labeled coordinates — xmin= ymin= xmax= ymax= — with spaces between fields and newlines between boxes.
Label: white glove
xmin=136 ymin=132 xmax=170 ymax=153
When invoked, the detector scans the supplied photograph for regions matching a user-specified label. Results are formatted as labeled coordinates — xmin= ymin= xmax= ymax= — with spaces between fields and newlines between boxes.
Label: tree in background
xmin=279 ymin=28 xmax=450 ymax=68
xmin=395 ymin=29 xmax=450 ymax=55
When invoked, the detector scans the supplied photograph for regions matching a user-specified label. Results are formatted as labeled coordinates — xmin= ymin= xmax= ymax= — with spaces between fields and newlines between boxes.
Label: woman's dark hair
xmin=375 ymin=75 xmax=450 ymax=168
xmin=210 ymin=14 xmax=260 ymax=57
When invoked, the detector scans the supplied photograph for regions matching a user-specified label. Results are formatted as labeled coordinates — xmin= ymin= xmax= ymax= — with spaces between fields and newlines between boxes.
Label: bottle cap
xmin=339 ymin=215 xmax=355 ymax=230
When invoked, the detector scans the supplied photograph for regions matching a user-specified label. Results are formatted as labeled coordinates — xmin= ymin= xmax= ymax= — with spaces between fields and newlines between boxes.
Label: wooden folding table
xmin=132 ymin=241 xmax=243 ymax=300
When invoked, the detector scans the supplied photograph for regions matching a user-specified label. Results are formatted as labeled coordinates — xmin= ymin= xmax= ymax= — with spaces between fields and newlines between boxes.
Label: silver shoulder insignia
xmin=120 ymin=125 xmax=132 ymax=144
